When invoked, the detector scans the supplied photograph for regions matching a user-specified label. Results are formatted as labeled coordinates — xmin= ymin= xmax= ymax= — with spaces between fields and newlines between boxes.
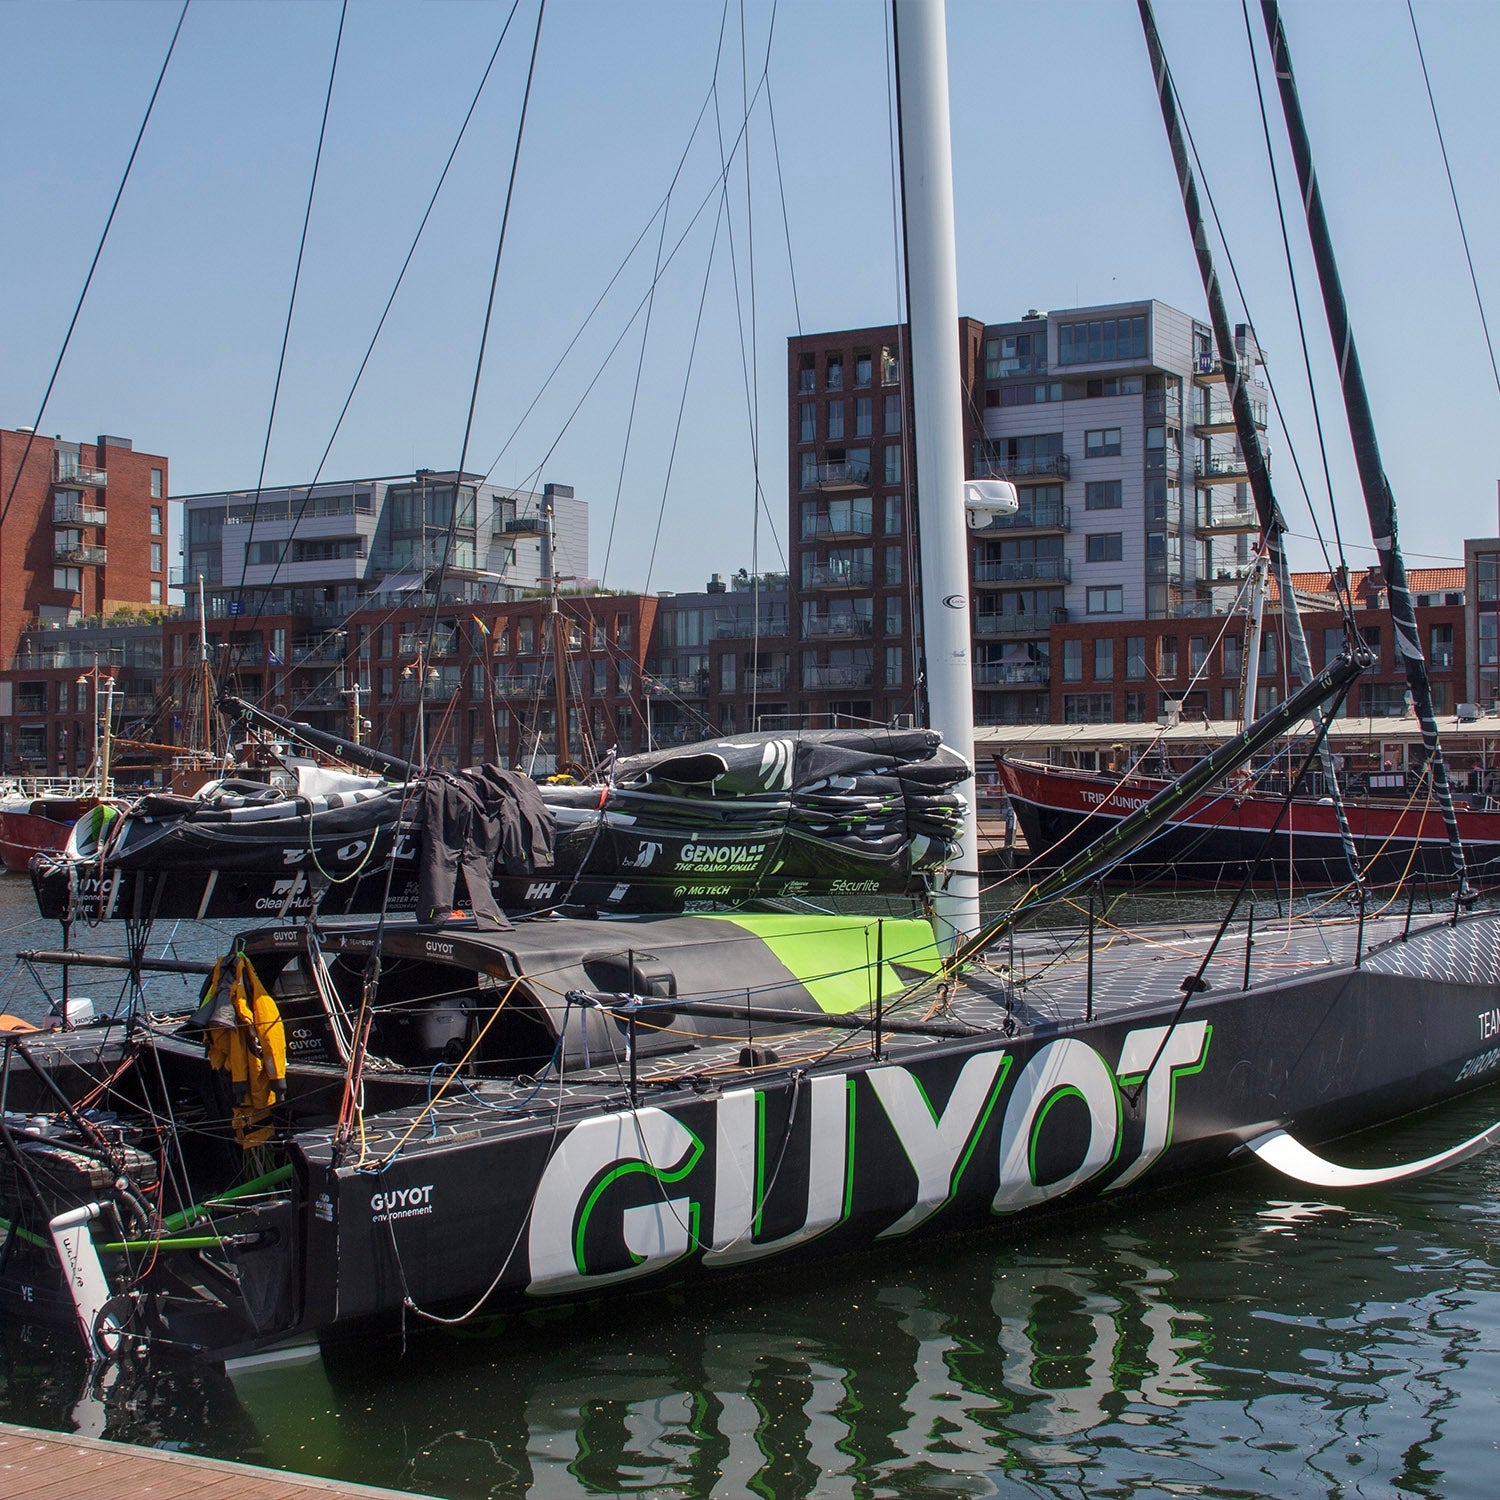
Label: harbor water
xmin=0 ymin=875 xmax=1496 ymax=1497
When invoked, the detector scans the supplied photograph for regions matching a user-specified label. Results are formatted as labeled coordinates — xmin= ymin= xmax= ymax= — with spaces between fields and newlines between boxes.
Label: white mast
xmin=894 ymin=0 xmax=1009 ymax=945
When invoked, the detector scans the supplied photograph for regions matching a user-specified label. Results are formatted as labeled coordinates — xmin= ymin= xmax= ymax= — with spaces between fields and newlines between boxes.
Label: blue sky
xmin=4 ymin=0 xmax=1497 ymax=593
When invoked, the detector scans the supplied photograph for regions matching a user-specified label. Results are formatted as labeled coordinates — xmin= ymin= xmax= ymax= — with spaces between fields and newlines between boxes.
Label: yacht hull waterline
xmin=2 ymin=903 xmax=1499 ymax=1362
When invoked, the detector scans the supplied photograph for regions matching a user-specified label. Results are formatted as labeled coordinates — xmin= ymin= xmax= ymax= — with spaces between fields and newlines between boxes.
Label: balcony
xmin=801 ymin=512 xmax=874 ymax=538
xmin=119 ymin=693 xmax=157 ymax=714
xmin=802 ymin=616 xmax=873 ymax=639
xmin=646 ymin=676 xmax=709 ymax=698
xmin=291 ymin=641 xmax=348 ymax=665
xmin=16 ymin=693 xmax=48 ymax=714
xmin=715 ymin=615 xmax=788 ymax=639
xmin=54 ymin=542 xmax=108 ymax=566
xmin=972 ymin=453 xmax=1070 ymax=481
xmin=1195 ymin=453 xmax=1250 ymax=485
xmin=802 ymin=563 xmax=875 ymax=588
xmin=808 ymin=460 xmax=872 ymax=491
xmin=973 ymin=607 xmax=1067 ymax=638
xmin=802 ymin=664 xmax=875 ymax=689
xmin=1197 ymin=498 xmax=1259 ymax=533
xmin=54 ymin=461 xmax=107 ymax=487
xmin=494 ymin=674 xmax=551 ymax=698
xmin=973 ymin=662 xmax=1050 ymax=688
xmin=981 ymin=501 xmax=1070 ymax=533
xmin=972 ymin=557 xmax=1071 ymax=584
xmin=54 ymin=499 xmax=108 ymax=527
xmin=397 ymin=633 xmax=459 ymax=658
xmin=745 ymin=668 xmax=789 ymax=692
xmin=1207 ymin=565 xmax=1254 ymax=586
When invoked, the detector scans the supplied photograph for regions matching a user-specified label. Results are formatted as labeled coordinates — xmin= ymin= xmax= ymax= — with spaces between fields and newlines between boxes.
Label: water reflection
xmin=4 ymin=1098 xmax=1495 ymax=1500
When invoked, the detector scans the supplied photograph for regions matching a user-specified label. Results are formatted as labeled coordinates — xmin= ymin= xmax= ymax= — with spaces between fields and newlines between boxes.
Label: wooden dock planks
xmin=0 ymin=1422 xmax=435 ymax=1500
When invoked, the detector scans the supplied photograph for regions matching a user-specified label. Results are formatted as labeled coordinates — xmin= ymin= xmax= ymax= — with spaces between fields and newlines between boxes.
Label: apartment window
xmin=798 ymin=353 xmax=815 ymax=391
xmin=884 ymin=445 xmax=902 ymax=487
xmin=1222 ymin=687 xmax=1237 ymax=720
xmin=150 ymin=468 xmax=163 ymax=498
xmin=720 ymin=655 xmax=736 ymax=692
xmin=617 ymin=661 xmax=633 ymax=694
xmin=1064 ymin=692 xmax=1115 ymax=724
xmin=883 ymin=393 xmax=901 ymax=433
xmin=885 ymin=646 xmax=903 ymax=686
xmin=884 ymin=546 xmax=903 ymax=585
xmin=1160 ymin=637 xmax=1180 ymax=677
xmin=799 ymin=402 xmax=815 ymax=443
xmin=1085 ymin=428 xmax=1122 ymax=458
xmin=151 ymin=543 xmax=163 ymax=572
xmin=1094 ymin=638 xmax=1114 ymax=680
xmin=1087 ymin=586 xmax=1123 ymax=615
xmin=854 ymin=351 xmax=872 ymax=387
xmin=1125 ymin=690 xmax=1148 ymax=722
xmin=151 ymin=580 xmax=163 ymax=605
xmin=884 ymin=598 xmax=902 ymax=636
xmin=150 ymin=506 xmax=163 ymax=535
xmin=1086 ymin=532 xmax=1123 ymax=563
xmin=1189 ymin=636 xmax=1207 ymax=672
xmin=518 ymin=619 xmax=535 ymax=654
xmin=827 ymin=401 xmax=844 ymax=441
xmin=800 ymin=452 xmax=818 ymax=488
xmin=854 ymin=396 xmax=873 ymax=438
xmin=1085 ymin=481 xmax=1122 ymax=510
xmin=54 ymin=567 xmax=81 ymax=591
xmin=1057 ymin=315 xmax=1148 ymax=365
xmin=881 ymin=346 xmax=900 ymax=385
xmin=1125 ymin=636 xmax=1146 ymax=680
xmin=826 ymin=355 xmax=843 ymax=390
xmin=884 ymin=495 xmax=902 ymax=532
xmin=1063 ymin=639 xmax=1083 ymax=681
xmin=1431 ymin=622 xmax=1455 ymax=668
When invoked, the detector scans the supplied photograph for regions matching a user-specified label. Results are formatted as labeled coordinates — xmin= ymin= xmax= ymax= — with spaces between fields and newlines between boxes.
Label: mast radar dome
xmin=963 ymin=479 xmax=1019 ymax=528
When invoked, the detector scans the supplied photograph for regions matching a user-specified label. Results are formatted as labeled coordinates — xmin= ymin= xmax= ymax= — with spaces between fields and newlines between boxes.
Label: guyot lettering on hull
xmin=525 ymin=1022 xmax=1210 ymax=1294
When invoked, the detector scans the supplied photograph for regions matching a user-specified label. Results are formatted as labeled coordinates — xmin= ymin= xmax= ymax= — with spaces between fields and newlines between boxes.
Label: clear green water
xmin=0 ymin=877 xmax=1496 ymax=1498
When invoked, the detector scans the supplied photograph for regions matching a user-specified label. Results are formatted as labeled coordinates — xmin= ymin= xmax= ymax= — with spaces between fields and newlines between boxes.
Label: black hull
xmin=34 ymin=726 xmax=971 ymax=921
xmin=4 ymin=907 xmax=1498 ymax=1361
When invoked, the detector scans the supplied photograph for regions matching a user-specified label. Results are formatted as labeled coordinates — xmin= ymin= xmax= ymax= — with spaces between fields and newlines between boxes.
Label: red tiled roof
xmin=1273 ymin=566 xmax=1465 ymax=605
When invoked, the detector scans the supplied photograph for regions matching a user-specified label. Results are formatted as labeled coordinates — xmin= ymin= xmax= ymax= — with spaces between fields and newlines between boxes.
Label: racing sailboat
xmin=4 ymin=1 xmax=1499 ymax=1368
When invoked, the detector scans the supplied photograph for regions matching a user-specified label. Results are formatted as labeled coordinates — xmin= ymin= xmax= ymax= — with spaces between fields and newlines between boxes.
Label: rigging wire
xmin=883 ymin=2 xmax=923 ymax=728
xmin=599 ymin=16 xmax=730 ymax=588
xmin=1234 ymin=0 xmax=1356 ymax=625
xmin=1406 ymin=0 xmax=1500 ymax=404
xmin=0 ymin=0 xmax=190 ymax=537
xmin=339 ymin=0 xmax=546 ymax=1155
xmin=413 ymin=0 xmax=546 ymax=762
xmin=227 ymin=0 xmax=522 ymax=668
xmin=1157 ymin=18 xmax=1354 ymax=630
xmin=229 ymin=0 xmax=349 ymax=674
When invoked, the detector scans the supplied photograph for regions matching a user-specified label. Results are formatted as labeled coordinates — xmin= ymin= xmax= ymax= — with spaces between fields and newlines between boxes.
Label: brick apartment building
xmin=1048 ymin=564 xmax=1467 ymax=727
xmin=0 ymin=426 xmax=171 ymax=774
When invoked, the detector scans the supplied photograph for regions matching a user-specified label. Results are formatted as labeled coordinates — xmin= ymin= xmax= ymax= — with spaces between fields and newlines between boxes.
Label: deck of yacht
xmin=332 ymin=905 xmax=1479 ymax=1162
